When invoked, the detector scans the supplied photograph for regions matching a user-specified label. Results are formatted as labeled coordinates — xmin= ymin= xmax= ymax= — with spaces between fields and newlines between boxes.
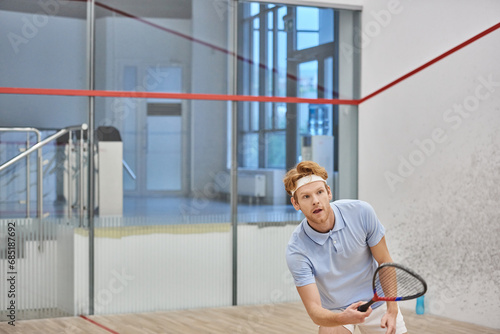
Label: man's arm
xmin=370 ymin=236 xmax=399 ymax=333
xmin=296 ymin=283 xmax=371 ymax=327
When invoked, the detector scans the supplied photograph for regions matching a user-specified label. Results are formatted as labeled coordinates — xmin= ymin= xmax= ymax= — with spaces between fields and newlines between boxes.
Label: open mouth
xmin=313 ymin=208 xmax=322 ymax=214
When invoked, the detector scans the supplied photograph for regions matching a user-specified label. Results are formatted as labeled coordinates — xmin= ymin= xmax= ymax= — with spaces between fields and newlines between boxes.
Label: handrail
xmin=0 ymin=124 xmax=88 ymax=219
xmin=0 ymin=124 xmax=88 ymax=172
xmin=0 ymin=127 xmax=41 ymax=136
xmin=0 ymin=127 xmax=42 ymax=218
xmin=122 ymin=159 xmax=136 ymax=180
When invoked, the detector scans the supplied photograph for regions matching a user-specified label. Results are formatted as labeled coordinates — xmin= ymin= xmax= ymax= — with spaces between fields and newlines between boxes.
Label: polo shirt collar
xmin=303 ymin=203 xmax=346 ymax=245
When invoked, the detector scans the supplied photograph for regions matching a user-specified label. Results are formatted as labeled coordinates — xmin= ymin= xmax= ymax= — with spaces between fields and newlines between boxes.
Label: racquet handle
xmin=357 ymin=300 xmax=375 ymax=312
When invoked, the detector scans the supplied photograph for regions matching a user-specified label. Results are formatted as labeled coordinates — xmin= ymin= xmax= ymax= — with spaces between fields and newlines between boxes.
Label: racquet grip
xmin=357 ymin=300 xmax=375 ymax=312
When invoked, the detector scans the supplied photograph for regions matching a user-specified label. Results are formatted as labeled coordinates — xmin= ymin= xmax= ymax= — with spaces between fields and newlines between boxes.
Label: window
xmin=238 ymin=3 xmax=337 ymax=170
xmin=238 ymin=4 xmax=288 ymax=169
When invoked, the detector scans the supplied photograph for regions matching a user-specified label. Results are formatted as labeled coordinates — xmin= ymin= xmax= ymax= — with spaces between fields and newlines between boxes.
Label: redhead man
xmin=284 ymin=161 xmax=407 ymax=334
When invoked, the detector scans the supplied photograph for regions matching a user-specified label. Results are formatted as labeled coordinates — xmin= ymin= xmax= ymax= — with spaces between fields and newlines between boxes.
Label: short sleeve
xmin=360 ymin=201 xmax=386 ymax=247
xmin=286 ymin=247 xmax=316 ymax=287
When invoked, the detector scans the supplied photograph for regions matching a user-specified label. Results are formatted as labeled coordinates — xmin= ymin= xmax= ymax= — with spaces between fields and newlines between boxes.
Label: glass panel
xmin=265 ymin=103 xmax=273 ymax=130
xmin=94 ymin=97 xmax=233 ymax=313
xmin=277 ymin=6 xmax=286 ymax=30
xmin=146 ymin=66 xmax=182 ymax=103
xmin=296 ymin=7 xmax=319 ymax=30
xmin=267 ymin=31 xmax=274 ymax=96
xmin=242 ymin=104 xmax=250 ymax=132
xmin=242 ymin=133 xmax=259 ymax=168
xmin=252 ymin=20 xmax=260 ymax=96
xmin=297 ymin=32 xmax=319 ymax=50
xmin=0 ymin=124 xmax=88 ymax=320
xmin=250 ymin=2 xmax=260 ymax=16
xmin=251 ymin=102 xmax=259 ymax=131
xmin=0 ymin=1 xmax=87 ymax=89
xmin=277 ymin=31 xmax=287 ymax=97
xmin=0 ymin=1 xmax=88 ymax=128
xmin=91 ymin=0 xmax=235 ymax=315
xmin=275 ymin=103 xmax=287 ymax=129
xmin=146 ymin=114 xmax=181 ymax=191
xmin=319 ymin=8 xmax=334 ymax=44
xmin=324 ymin=57 xmax=334 ymax=99
xmin=296 ymin=7 xmax=324 ymax=50
xmin=298 ymin=60 xmax=318 ymax=99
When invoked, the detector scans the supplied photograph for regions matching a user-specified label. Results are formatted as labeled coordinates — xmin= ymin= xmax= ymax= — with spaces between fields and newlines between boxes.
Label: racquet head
xmin=372 ymin=262 xmax=427 ymax=302
xmin=357 ymin=262 xmax=427 ymax=312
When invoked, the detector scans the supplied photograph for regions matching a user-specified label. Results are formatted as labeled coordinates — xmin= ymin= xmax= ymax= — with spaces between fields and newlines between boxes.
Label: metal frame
xmin=86 ymin=0 xmax=96 ymax=316
xmin=230 ymin=0 xmax=239 ymax=307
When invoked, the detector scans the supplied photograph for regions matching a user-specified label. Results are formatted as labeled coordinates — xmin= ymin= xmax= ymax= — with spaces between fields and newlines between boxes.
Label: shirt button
xmin=333 ymin=240 xmax=337 ymax=244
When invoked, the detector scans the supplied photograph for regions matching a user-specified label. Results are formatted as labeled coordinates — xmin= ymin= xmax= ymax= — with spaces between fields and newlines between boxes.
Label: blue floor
xmin=0 ymin=195 xmax=303 ymax=225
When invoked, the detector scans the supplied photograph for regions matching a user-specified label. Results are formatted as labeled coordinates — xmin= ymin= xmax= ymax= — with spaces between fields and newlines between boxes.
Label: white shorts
xmin=343 ymin=304 xmax=407 ymax=334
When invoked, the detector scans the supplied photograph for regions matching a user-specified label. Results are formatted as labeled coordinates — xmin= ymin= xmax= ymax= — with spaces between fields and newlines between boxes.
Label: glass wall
xmin=0 ymin=0 xmax=359 ymax=320
xmin=0 ymin=1 xmax=89 ymax=320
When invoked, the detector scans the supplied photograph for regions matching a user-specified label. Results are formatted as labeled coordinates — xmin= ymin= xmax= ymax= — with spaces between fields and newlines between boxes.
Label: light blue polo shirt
xmin=286 ymin=200 xmax=385 ymax=311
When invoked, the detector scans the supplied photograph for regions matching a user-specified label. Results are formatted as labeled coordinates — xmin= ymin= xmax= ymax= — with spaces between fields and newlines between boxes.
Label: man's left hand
xmin=380 ymin=310 xmax=397 ymax=334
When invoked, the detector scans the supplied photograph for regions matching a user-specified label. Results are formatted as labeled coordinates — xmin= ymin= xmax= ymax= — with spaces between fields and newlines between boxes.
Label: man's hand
xmin=339 ymin=301 xmax=372 ymax=325
xmin=380 ymin=308 xmax=398 ymax=334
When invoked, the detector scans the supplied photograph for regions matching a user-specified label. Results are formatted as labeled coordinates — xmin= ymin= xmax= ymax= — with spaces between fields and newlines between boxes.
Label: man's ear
xmin=291 ymin=196 xmax=301 ymax=211
xmin=327 ymin=185 xmax=333 ymax=201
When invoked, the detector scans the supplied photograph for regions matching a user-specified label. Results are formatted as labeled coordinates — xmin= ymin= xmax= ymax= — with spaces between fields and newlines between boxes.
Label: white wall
xmin=70 ymin=220 xmax=299 ymax=316
xmin=356 ymin=0 xmax=500 ymax=328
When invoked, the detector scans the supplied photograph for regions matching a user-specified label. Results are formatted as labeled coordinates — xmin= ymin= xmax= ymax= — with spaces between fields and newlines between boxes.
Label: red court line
xmin=80 ymin=315 xmax=120 ymax=334
xmin=0 ymin=87 xmax=359 ymax=105
xmin=359 ymin=21 xmax=500 ymax=103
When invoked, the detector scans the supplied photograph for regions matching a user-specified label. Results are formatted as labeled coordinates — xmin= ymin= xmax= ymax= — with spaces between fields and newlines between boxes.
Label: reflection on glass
xmin=298 ymin=60 xmax=318 ymax=99
xmin=297 ymin=7 xmax=319 ymax=30
xmin=297 ymin=32 xmax=319 ymax=50
xmin=296 ymin=7 xmax=319 ymax=50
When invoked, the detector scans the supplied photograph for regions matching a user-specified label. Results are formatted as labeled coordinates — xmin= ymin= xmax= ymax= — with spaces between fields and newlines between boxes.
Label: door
xmin=121 ymin=65 xmax=184 ymax=196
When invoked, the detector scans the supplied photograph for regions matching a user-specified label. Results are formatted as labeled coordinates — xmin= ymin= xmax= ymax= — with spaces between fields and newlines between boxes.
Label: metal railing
xmin=0 ymin=127 xmax=42 ymax=217
xmin=0 ymin=124 xmax=88 ymax=219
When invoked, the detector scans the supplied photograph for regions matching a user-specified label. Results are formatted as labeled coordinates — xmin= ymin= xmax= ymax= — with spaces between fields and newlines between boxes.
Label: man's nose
xmin=312 ymin=194 xmax=319 ymax=204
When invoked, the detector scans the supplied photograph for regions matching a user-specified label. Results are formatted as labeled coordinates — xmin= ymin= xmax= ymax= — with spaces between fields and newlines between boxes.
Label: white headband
xmin=291 ymin=175 xmax=327 ymax=196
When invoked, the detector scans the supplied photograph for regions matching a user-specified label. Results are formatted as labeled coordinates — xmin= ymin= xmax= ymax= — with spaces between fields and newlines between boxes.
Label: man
xmin=284 ymin=161 xmax=407 ymax=334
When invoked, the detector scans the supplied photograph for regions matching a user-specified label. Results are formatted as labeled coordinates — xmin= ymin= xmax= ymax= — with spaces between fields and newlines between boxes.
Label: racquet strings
xmin=374 ymin=265 xmax=426 ymax=299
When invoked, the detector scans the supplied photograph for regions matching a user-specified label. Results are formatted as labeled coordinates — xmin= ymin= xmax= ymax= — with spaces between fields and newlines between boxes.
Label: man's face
xmin=291 ymin=181 xmax=333 ymax=228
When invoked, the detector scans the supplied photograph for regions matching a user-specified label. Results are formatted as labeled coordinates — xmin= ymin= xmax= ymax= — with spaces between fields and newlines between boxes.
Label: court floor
xmin=1 ymin=302 xmax=499 ymax=334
